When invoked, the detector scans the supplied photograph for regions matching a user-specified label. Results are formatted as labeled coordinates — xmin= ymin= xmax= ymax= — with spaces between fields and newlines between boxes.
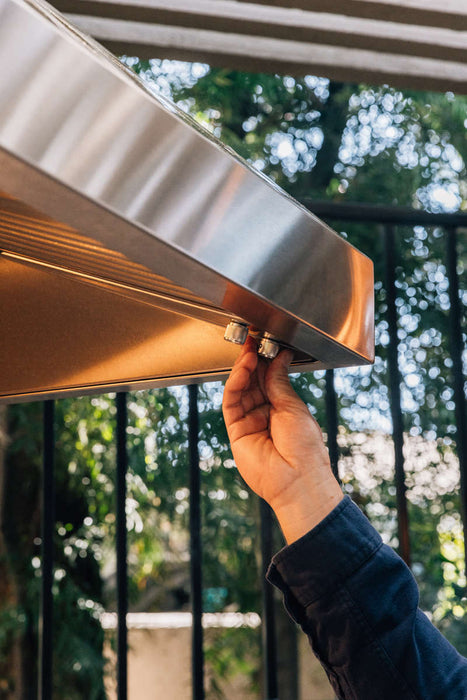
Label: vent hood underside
xmin=0 ymin=0 xmax=374 ymax=403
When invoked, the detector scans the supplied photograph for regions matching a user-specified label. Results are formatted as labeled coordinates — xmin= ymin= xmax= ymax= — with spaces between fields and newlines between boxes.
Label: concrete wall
xmin=104 ymin=621 xmax=334 ymax=699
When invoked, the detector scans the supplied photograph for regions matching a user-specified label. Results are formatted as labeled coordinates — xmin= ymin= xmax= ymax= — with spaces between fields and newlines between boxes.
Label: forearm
xmin=268 ymin=497 xmax=467 ymax=700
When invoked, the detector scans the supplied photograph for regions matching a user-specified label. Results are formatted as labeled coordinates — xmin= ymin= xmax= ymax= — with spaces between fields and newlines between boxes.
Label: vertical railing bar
xmin=383 ymin=224 xmax=411 ymax=566
xmin=325 ymin=369 xmax=340 ymax=481
xmin=188 ymin=384 xmax=204 ymax=700
xmin=260 ymin=499 xmax=279 ymax=700
xmin=116 ymin=392 xmax=128 ymax=700
xmin=445 ymin=227 xmax=467 ymax=557
xmin=39 ymin=399 xmax=55 ymax=700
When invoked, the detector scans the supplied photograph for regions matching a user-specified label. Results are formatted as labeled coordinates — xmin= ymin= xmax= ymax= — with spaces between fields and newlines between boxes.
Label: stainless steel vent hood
xmin=0 ymin=0 xmax=374 ymax=403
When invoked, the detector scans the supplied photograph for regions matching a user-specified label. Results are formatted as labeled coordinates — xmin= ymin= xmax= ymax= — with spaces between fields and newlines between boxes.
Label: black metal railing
xmin=306 ymin=201 xmax=466 ymax=572
xmin=188 ymin=383 xmax=205 ymax=700
xmin=37 ymin=201 xmax=466 ymax=699
xmin=116 ymin=392 xmax=129 ymax=700
xmin=40 ymin=401 xmax=55 ymax=700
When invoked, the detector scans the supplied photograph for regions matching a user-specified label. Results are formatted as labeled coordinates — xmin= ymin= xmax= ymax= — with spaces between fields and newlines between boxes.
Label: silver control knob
xmin=224 ymin=321 xmax=249 ymax=345
xmin=258 ymin=335 xmax=280 ymax=359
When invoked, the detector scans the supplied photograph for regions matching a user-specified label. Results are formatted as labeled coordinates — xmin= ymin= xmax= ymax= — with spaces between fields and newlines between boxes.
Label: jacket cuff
xmin=267 ymin=496 xmax=382 ymax=606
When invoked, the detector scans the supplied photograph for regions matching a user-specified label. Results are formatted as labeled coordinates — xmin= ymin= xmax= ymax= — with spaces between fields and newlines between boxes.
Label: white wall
xmin=104 ymin=615 xmax=334 ymax=699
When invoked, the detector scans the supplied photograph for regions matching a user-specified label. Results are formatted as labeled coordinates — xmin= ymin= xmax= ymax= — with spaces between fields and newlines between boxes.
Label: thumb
xmin=265 ymin=349 xmax=303 ymax=411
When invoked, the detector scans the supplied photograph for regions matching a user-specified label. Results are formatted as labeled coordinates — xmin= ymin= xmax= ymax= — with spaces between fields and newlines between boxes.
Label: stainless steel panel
xmin=0 ymin=0 xmax=374 ymax=402
xmin=0 ymin=254 xmax=243 ymax=401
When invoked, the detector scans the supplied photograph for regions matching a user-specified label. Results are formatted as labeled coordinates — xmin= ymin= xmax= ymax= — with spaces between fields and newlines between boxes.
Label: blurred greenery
xmin=1 ymin=61 xmax=466 ymax=697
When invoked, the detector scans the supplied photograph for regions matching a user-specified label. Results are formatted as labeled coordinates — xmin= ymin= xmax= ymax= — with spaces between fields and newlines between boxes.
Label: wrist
xmin=270 ymin=478 xmax=344 ymax=544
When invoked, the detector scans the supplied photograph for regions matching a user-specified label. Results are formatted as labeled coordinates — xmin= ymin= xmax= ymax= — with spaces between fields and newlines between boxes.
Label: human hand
xmin=222 ymin=337 xmax=343 ymax=543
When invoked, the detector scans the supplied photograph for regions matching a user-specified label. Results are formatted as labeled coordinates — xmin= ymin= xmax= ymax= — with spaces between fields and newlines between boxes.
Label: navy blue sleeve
xmin=267 ymin=496 xmax=467 ymax=700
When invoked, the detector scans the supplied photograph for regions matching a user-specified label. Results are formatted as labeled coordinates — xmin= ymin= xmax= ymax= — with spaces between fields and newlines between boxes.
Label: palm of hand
xmin=223 ymin=340 xmax=328 ymax=508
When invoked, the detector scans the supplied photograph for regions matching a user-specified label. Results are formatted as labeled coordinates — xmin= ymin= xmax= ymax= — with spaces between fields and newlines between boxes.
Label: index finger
xmin=223 ymin=336 xmax=258 ymax=408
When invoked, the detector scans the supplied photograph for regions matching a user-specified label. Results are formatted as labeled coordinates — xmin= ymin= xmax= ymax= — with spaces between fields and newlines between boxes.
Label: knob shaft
xmin=258 ymin=336 xmax=280 ymax=359
xmin=224 ymin=321 xmax=249 ymax=345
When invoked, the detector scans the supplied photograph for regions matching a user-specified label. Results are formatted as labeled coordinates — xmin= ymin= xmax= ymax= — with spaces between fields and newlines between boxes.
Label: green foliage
xmin=204 ymin=627 xmax=261 ymax=699
xmin=126 ymin=60 xmax=466 ymax=208
xmin=0 ymin=603 xmax=26 ymax=664
xmin=52 ymin=576 xmax=106 ymax=700
xmin=339 ymin=429 xmax=465 ymax=651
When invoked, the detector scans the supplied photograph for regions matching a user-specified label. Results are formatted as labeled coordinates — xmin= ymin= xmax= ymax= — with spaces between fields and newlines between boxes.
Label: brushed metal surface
xmin=0 ymin=0 xmax=374 ymax=402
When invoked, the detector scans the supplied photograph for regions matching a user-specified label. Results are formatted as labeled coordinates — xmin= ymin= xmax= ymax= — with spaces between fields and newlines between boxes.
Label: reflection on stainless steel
xmin=2 ymin=249 xmax=233 ymax=327
xmin=0 ymin=0 xmax=374 ymax=403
